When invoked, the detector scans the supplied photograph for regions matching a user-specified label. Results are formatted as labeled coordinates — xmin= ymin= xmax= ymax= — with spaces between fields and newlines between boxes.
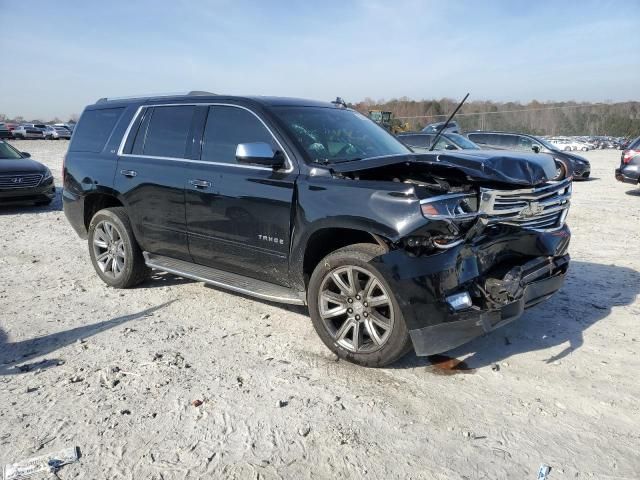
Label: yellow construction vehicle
xmin=368 ymin=110 xmax=410 ymax=134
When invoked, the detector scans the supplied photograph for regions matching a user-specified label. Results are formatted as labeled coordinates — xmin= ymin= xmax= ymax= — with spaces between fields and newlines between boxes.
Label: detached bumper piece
xmin=409 ymin=254 xmax=569 ymax=356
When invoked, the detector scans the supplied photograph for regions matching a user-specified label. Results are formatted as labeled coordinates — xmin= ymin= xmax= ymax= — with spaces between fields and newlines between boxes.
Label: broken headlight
xmin=420 ymin=193 xmax=478 ymax=219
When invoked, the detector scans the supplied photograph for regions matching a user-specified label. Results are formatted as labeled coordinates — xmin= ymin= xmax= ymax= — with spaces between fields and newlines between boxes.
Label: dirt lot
xmin=1 ymin=141 xmax=639 ymax=479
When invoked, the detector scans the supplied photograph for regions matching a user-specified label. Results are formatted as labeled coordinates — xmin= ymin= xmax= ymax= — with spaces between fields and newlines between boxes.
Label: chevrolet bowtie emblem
xmin=519 ymin=201 xmax=544 ymax=218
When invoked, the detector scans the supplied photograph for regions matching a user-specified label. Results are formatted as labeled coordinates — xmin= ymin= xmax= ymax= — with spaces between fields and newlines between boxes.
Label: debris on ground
xmin=3 ymin=446 xmax=79 ymax=480
xmin=537 ymin=464 xmax=551 ymax=479
xmin=191 ymin=399 xmax=203 ymax=407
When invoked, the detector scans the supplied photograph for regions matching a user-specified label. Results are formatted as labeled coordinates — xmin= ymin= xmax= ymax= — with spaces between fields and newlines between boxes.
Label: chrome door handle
xmin=189 ymin=179 xmax=211 ymax=189
xmin=120 ymin=169 xmax=137 ymax=178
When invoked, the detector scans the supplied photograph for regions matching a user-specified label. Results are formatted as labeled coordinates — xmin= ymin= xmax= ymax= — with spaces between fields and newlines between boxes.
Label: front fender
xmin=289 ymin=175 xmax=426 ymax=287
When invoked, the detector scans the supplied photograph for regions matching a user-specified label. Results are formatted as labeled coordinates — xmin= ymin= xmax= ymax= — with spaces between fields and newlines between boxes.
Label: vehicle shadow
xmin=0 ymin=300 xmax=175 ymax=376
xmin=625 ymin=188 xmax=640 ymax=197
xmin=393 ymin=260 xmax=640 ymax=370
xmin=137 ymin=271 xmax=195 ymax=289
xmin=0 ymin=188 xmax=62 ymax=215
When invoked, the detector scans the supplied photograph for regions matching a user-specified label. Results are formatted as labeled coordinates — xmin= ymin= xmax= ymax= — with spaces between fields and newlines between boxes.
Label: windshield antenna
xmin=331 ymin=97 xmax=347 ymax=108
xmin=429 ymin=93 xmax=469 ymax=151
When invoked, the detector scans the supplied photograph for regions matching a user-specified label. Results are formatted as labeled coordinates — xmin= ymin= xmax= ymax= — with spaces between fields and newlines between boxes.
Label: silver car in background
xmin=12 ymin=125 xmax=45 ymax=139
xmin=44 ymin=125 xmax=72 ymax=140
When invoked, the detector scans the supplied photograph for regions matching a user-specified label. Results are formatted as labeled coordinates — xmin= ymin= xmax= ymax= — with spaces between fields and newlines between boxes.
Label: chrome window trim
xmin=116 ymin=103 xmax=295 ymax=173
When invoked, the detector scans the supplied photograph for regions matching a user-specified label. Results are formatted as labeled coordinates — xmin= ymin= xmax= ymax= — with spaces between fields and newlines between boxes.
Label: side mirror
xmin=532 ymin=145 xmax=540 ymax=153
xmin=21 ymin=151 xmax=31 ymax=158
xmin=235 ymin=142 xmax=284 ymax=168
xmin=445 ymin=144 xmax=457 ymax=150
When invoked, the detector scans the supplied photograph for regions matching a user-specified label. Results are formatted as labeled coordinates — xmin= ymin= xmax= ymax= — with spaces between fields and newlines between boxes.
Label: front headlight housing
xmin=42 ymin=167 xmax=53 ymax=181
xmin=420 ymin=193 xmax=478 ymax=219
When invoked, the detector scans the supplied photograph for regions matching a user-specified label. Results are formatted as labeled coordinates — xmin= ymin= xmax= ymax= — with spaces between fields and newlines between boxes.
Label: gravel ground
xmin=1 ymin=141 xmax=639 ymax=479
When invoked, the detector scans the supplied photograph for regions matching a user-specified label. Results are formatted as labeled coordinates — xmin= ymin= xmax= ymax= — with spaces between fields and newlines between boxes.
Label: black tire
xmin=308 ymin=243 xmax=412 ymax=367
xmin=88 ymin=207 xmax=149 ymax=288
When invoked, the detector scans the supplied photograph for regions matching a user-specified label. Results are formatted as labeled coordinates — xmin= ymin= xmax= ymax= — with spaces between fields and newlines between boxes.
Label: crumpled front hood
xmin=329 ymin=150 xmax=558 ymax=186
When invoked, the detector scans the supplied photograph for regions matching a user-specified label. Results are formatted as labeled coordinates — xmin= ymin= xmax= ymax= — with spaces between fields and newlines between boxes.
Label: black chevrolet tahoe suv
xmin=63 ymin=92 xmax=571 ymax=367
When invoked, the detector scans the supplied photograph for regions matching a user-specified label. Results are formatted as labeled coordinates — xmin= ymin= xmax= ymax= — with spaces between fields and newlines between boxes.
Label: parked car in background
xmin=0 ymin=140 xmax=55 ymax=205
xmin=466 ymin=131 xmax=591 ymax=180
xmin=5 ymin=123 xmax=18 ymax=137
xmin=0 ymin=123 xmax=11 ymax=139
xmin=615 ymin=136 xmax=640 ymax=186
xmin=421 ymin=120 xmax=460 ymax=134
xmin=397 ymin=132 xmax=481 ymax=151
xmin=55 ymin=123 xmax=75 ymax=133
xmin=44 ymin=125 xmax=72 ymax=140
xmin=23 ymin=123 xmax=48 ymax=132
xmin=548 ymin=138 xmax=589 ymax=151
xmin=63 ymin=92 xmax=571 ymax=367
xmin=12 ymin=125 xmax=45 ymax=139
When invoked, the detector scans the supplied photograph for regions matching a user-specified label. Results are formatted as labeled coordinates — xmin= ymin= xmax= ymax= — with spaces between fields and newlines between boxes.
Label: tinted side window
xmin=514 ymin=135 xmax=533 ymax=151
xmin=399 ymin=135 xmax=431 ymax=147
xmin=70 ymin=107 xmax=124 ymax=152
xmin=467 ymin=133 xmax=493 ymax=145
xmin=500 ymin=135 xmax=519 ymax=148
xmin=201 ymin=106 xmax=275 ymax=164
xmin=142 ymin=106 xmax=195 ymax=158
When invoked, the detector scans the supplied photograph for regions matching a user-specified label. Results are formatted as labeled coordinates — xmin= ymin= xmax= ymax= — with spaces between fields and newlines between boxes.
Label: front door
xmin=185 ymin=105 xmax=297 ymax=286
xmin=115 ymin=105 xmax=196 ymax=260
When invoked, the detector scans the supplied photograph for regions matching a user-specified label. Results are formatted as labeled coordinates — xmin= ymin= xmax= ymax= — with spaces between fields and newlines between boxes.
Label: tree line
xmin=350 ymin=98 xmax=640 ymax=138
xmin=0 ymin=114 xmax=79 ymax=125
xmin=3 ymin=98 xmax=640 ymax=138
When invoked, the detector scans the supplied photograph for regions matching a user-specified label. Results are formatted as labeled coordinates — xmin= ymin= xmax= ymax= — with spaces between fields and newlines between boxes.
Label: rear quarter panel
xmin=63 ymin=105 xmax=139 ymax=237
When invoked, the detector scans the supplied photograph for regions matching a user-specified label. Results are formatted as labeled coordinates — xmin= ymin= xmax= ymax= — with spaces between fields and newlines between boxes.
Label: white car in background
xmin=548 ymin=138 xmax=589 ymax=151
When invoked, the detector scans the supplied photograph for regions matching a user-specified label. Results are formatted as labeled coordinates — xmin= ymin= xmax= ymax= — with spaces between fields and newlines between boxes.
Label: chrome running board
xmin=143 ymin=253 xmax=306 ymax=305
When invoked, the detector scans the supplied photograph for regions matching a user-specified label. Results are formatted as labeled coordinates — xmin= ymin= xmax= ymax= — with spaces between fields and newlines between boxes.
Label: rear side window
xmin=70 ymin=108 xmax=124 ymax=152
xmin=201 ymin=106 xmax=275 ymax=164
xmin=142 ymin=106 xmax=195 ymax=158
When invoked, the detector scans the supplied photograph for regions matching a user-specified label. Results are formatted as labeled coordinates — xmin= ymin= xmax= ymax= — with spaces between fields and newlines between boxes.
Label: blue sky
xmin=1 ymin=0 xmax=638 ymax=119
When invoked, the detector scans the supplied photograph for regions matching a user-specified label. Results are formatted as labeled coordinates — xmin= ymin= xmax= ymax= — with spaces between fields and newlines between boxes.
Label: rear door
xmin=115 ymin=105 xmax=196 ymax=260
xmin=184 ymin=104 xmax=298 ymax=286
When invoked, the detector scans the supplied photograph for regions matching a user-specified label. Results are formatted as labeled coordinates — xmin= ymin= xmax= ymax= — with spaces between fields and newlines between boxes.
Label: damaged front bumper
xmin=372 ymin=225 xmax=571 ymax=356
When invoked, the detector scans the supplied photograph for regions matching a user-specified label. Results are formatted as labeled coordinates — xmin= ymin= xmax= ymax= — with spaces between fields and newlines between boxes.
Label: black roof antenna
xmin=429 ymin=93 xmax=469 ymax=151
xmin=331 ymin=97 xmax=348 ymax=108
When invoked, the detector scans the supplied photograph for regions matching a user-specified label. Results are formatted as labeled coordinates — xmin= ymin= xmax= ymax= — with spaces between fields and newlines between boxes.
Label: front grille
xmin=0 ymin=174 xmax=43 ymax=189
xmin=480 ymin=178 xmax=571 ymax=231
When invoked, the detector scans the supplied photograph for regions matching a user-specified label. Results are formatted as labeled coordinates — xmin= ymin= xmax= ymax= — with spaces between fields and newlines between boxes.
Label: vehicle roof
xmin=467 ymin=130 xmax=539 ymax=137
xmin=90 ymin=92 xmax=336 ymax=109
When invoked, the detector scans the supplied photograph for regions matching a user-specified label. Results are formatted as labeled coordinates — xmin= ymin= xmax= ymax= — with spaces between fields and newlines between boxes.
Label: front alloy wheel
xmin=308 ymin=243 xmax=412 ymax=367
xmin=318 ymin=265 xmax=394 ymax=353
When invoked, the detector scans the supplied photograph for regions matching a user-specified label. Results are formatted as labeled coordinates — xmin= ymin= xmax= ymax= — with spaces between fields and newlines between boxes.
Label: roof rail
xmin=95 ymin=91 xmax=216 ymax=104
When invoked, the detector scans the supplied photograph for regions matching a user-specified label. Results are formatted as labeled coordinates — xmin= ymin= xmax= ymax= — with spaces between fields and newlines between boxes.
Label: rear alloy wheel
xmin=88 ymin=207 xmax=149 ymax=288
xmin=308 ymin=243 xmax=412 ymax=367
